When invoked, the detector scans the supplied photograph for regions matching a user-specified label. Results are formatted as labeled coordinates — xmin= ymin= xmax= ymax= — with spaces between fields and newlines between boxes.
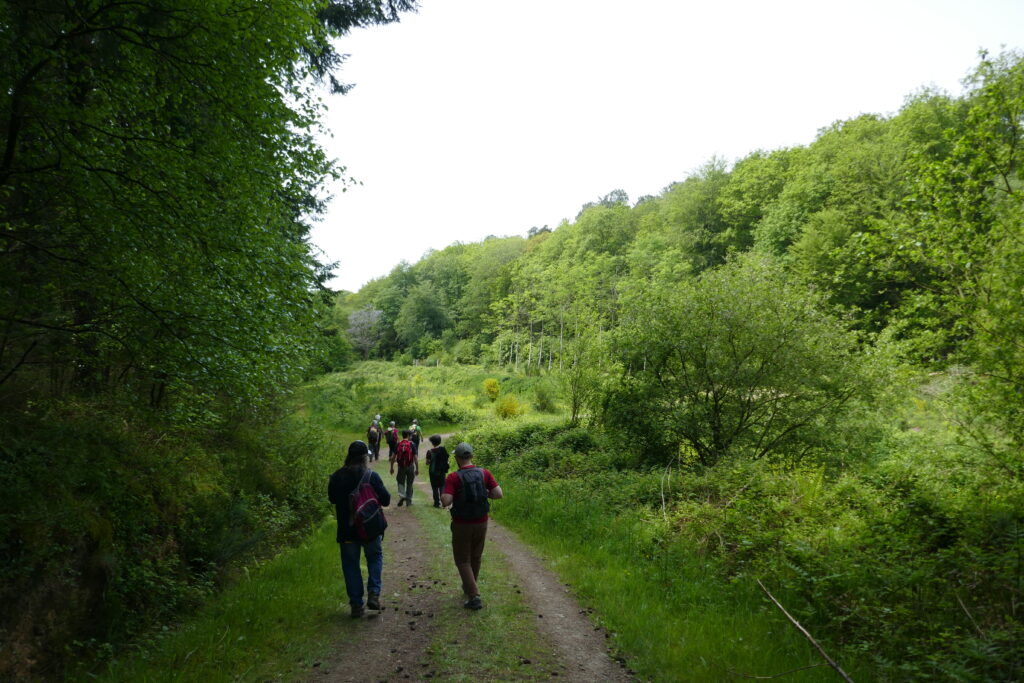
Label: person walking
xmin=441 ymin=442 xmax=502 ymax=610
xmin=409 ymin=418 xmax=422 ymax=456
xmin=327 ymin=440 xmax=391 ymax=617
xmin=424 ymin=434 xmax=450 ymax=508
xmin=385 ymin=421 xmax=399 ymax=460
xmin=366 ymin=420 xmax=383 ymax=461
xmin=390 ymin=429 xmax=418 ymax=506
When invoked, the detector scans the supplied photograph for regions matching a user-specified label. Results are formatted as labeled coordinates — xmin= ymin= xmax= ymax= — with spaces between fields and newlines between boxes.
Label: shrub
xmin=608 ymin=253 xmax=881 ymax=467
xmin=533 ymin=381 xmax=559 ymax=413
xmin=483 ymin=378 xmax=500 ymax=402
xmin=494 ymin=396 xmax=524 ymax=419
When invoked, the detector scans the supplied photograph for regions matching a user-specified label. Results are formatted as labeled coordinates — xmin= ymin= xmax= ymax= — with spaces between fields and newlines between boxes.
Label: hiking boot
xmin=433 ymin=502 xmax=441 ymax=508
xmin=463 ymin=596 xmax=482 ymax=610
xmin=351 ymin=604 xmax=365 ymax=618
xmin=367 ymin=593 xmax=380 ymax=611
xmin=397 ymin=497 xmax=405 ymax=507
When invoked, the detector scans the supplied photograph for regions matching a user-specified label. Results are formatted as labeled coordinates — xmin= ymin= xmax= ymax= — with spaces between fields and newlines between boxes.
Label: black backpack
xmin=452 ymin=467 xmax=490 ymax=520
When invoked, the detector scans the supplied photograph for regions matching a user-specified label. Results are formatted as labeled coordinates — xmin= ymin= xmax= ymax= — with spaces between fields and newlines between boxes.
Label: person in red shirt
xmin=441 ymin=442 xmax=503 ymax=610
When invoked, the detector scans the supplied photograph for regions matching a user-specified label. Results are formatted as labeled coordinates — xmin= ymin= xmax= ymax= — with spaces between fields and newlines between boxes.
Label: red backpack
xmin=349 ymin=470 xmax=387 ymax=542
xmin=394 ymin=440 xmax=415 ymax=467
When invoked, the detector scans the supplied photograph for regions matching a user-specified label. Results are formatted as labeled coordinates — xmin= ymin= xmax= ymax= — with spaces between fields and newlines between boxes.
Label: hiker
xmin=385 ymin=420 xmax=399 ymax=459
xmin=441 ymin=442 xmax=502 ymax=610
xmin=366 ymin=420 xmax=383 ymax=461
xmin=327 ymin=440 xmax=391 ymax=618
xmin=409 ymin=418 xmax=422 ymax=455
xmin=390 ymin=429 xmax=418 ymax=506
xmin=424 ymin=434 xmax=450 ymax=508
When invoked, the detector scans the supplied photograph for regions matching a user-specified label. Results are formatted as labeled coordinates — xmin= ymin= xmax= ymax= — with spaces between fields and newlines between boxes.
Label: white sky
xmin=311 ymin=0 xmax=1024 ymax=293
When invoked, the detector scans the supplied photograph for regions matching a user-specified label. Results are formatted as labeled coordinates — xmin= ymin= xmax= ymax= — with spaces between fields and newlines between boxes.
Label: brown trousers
xmin=450 ymin=521 xmax=488 ymax=598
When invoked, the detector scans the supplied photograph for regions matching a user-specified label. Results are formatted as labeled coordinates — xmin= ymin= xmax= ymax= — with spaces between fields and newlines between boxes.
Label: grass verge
xmin=490 ymin=476 xmax=876 ymax=682
xmin=91 ymin=518 xmax=343 ymax=682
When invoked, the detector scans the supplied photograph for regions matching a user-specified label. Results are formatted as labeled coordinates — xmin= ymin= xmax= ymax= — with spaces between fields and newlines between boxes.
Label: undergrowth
xmin=0 ymin=398 xmax=339 ymax=680
xmin=461 ymin=404 xmax=1023 ymax=681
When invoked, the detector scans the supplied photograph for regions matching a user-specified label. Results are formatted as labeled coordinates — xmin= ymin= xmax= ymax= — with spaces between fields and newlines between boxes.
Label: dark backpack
xmin=395 ymin=440 xmax=415 ymax=467
xmin=453 ymin=467 xmax=490 ymax=520
xmin=428 ymin=446 xmax=449 ymax=475
xmin=349 ymin=470 xmax=386 ymax=542
xmin=368 ymin=425 xmax=380 ymax=442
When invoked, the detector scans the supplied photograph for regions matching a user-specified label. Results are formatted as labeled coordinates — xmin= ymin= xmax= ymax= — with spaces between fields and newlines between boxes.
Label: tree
xmin=606 ymin=254 xmax=876 ymax=466
xmin=0 ymin=0 xmax=416 ymax=409
xmin=394 ymin=282 xmax=448 ymax=355
xmin=348 ymin=306 xmax=384 ymax=359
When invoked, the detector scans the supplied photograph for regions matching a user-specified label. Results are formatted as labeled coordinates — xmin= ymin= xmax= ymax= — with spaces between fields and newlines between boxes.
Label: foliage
xmin=0 ymin=399 xmax=336 ymax=680
xmin=304 ymin=361 xmax=560 ymax=432
xmin=483 ymin=378 xmax=500 ymax=402
xmin=461 ymin=403 xmax=1023 ymax=681
xmin=608 ymin=254 xmax=880 ymax=466
xmin=0 ymin=1 xmax=418 ymax=677
xmin=494 ymin=395 xmax=524 ymax=419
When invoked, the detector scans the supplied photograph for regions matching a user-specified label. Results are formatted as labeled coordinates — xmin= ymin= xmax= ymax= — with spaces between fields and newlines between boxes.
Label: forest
xmin=1 ymin=0 xmax=1022 ymax=679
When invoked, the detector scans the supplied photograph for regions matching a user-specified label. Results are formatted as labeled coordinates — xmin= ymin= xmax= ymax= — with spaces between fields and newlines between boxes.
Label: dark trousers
xmin=451 ymin=521 xmax=487 ymax=598
xmin=429 ymin=472 xmax=446 ymax=505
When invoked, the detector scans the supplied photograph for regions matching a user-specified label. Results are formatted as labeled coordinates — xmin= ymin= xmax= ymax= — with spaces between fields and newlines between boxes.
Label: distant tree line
xmin=338 ymin=50 xmax=1024 ymax=466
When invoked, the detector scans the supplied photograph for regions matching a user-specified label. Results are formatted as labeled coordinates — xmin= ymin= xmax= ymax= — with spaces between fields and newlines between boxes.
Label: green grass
xmin=490 ymin=477 xmax=876 ymax=682
xmin=90 ymin=518 xmax=344 ymax=682
xmin=306 ymin=361 xmax=564 ymax=434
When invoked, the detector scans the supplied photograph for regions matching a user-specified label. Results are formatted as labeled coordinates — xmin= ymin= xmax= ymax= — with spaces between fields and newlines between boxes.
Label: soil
xmin=304 ymin=450 xmax=635 ymax=683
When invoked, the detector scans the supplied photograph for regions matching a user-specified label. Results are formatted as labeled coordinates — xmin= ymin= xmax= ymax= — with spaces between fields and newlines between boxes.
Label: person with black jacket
xmin=327 ymin=440 xmax=391 ymax=618
xmin=424 ymin=434 xmax=450 ymax=508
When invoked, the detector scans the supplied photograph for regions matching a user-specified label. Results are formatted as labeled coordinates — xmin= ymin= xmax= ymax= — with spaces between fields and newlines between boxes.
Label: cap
xmin=348 ymin=440 xmax=369 ymax=457
xmin=453 ymin=442 xmax=473 ymax=458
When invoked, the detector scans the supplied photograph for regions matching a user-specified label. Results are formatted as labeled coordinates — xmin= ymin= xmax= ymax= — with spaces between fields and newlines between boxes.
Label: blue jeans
xmin=339 ymin=537 xmax=383 ymax=607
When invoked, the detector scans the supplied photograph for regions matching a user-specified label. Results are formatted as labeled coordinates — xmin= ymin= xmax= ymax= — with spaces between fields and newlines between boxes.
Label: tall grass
xmin=89 ymin=519 xmax=343 ymax=682
xmin=490 ymin=476 xmax=870 ymax=682
xmin=306 ymin=361 xmax=565 ymax=433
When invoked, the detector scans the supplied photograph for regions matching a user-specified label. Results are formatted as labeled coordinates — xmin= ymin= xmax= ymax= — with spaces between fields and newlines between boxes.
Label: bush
xmin=494 ymin=395 xmax=524 ymax=419
xmin=0 ymin=399 xmax=334 ymax=680
xmin=608 ymin=254 xmax=882 ymax=467
xmin=483 ymin=378 xmax=500 ymax=402
xmin=532 ymin=381 xmax=559 ymax=413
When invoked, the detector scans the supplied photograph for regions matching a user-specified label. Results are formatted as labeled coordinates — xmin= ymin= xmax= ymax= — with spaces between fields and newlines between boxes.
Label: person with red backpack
xmin=441 ymin=442 xmax=502 ymax=610
xmin=327 ymin=441 xmax=391 ymax=618
xmin=390 ymin=429 xmax=418 ymax=506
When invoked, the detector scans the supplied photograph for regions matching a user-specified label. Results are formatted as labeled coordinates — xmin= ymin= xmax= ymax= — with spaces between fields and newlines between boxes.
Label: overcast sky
xmin=311 ymin=0 xmax=1024 ymax=292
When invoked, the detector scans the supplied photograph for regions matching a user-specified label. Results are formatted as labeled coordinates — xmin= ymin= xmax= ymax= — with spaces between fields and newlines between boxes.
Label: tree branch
xmin=757 ymin=580 xmax=854 ymax=683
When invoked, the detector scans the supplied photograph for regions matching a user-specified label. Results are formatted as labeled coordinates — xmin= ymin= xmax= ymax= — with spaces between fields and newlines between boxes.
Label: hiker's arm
xmin=441 ymin=476 xmax=455 ymax=508
xmin=488 ymin=485 xmax=503 ymax=500
xmin=373 ymin=473 xmax=391 ymax=507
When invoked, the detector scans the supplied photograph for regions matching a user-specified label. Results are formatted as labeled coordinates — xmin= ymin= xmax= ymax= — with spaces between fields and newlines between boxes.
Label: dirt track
xmin=305 ymin=449 xmax=634 ymax=682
